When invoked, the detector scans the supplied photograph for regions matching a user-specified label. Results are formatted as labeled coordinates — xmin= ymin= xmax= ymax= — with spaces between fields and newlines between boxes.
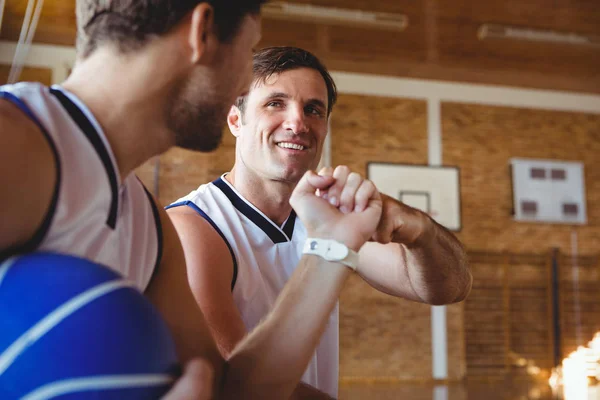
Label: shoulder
xmin=0 ymin=93 xmax=59 ymax=255
xmin=166 ymin=181 xmax=234 ymax=245
xmin=167 ymin=203 xmax=233 ymax=262
xmin=0 ymin=84 xmax=57 ymax=162
xmin=167 ymin=201 xmax=237 ymax=286
xmin=0 ymin=93 xmax=45 ymax=134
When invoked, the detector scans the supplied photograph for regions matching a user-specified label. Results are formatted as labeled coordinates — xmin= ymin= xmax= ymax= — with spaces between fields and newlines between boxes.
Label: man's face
xmin=170 ymin=14 xmax=261 ymax=152
xmin=232 ymin=67 xmax=329 ymax=183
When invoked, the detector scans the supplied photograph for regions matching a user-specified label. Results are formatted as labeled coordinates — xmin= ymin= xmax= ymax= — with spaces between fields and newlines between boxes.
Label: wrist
xmin=305 ymin=231 xmax=363 ymax=253
xmin=402 ymin=212 xmax=435 ymax=248
xmin=302 ymin=237 xmax=360 ymax=271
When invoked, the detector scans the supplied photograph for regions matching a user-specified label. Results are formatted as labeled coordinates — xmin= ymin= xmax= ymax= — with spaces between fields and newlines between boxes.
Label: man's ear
xmin=227 ymin=105 xmax=243 ymax=138
xmin=188 ymin=3 xmax=218 ymax=64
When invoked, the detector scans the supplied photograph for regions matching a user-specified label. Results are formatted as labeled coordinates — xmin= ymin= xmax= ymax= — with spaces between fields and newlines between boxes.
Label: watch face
xmin=303 ymin=238 xmax=358 ymax=270
xmin=327 ymin=241 xmax=349 ymax=260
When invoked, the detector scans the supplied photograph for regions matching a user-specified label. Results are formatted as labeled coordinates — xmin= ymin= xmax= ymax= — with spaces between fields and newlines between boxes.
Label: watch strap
xmin=302 ymin=237 xmax=359 ymax=271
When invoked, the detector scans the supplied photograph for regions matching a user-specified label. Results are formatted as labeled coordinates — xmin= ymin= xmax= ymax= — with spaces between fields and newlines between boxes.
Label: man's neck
xmin=226 ymin=166 xmax=297 ymax=226
xmin=61 ymin=48 xmax=177 ymax=181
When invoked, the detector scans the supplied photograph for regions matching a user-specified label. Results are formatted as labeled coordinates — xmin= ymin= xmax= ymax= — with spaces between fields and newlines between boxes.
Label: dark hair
xmin=236 ymin=46 xmax=337 ymax=117
xmin=76 ymin=0 xmax=266 ymax=58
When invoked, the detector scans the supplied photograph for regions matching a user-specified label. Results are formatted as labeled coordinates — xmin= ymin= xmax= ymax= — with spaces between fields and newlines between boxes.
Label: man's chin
xmin=195 ymin=140 xmax=221 ymax=153
xmin=281 ymin=168 xmax=310 ymax=184
xmin=176 ymin=135 xmax=222 ymax=153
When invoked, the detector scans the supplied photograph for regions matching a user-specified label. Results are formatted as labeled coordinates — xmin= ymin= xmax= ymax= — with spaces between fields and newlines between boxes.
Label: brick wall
xmin=442 ymin=103 xmax=600 ymax=255
xmin=443 ymin=103 xmax=600 ymax=376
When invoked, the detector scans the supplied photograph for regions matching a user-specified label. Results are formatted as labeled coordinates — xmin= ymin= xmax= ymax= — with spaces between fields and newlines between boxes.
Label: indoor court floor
xmin=339 ymin=379 xmax=564 ymax=400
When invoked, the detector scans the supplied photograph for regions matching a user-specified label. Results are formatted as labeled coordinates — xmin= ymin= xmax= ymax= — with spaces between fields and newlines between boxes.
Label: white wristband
xmin=302 ymin=238 xmax=359 ymax=271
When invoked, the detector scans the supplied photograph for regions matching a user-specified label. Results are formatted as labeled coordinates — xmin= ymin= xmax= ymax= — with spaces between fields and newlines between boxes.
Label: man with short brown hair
xmin=169 ymin=46 xmax=473 ymax=399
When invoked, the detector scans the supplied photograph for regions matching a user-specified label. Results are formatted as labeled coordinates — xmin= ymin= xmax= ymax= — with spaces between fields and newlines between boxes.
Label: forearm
xmin=220 ymin=255 xmax=351 ymax=400
xmin=290 ymin=382 xmax=335 ymax=399
xmin=402 ymin=218 xmax=471 ymax=305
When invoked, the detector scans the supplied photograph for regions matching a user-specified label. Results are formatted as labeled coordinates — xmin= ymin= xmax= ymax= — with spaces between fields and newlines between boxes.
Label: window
xmin=521 ymin=201 xmax=538 ymax=214
xmin=563 ymin=203 xmax=579 ymax=216
xmin=530 ymin=168 xmax=546 ymax=179
xmin=551 ymin=169 xmax=566 ymax=180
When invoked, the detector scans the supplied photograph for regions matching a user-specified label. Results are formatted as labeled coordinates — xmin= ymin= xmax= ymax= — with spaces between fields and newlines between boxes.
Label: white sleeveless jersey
xmin=169 ymin=176 xmax=339 ymax=398
xmin=0 ymin=82 xmax=162 ymax=291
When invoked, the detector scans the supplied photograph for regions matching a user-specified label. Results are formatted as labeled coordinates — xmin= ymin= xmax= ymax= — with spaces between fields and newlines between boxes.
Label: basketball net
xmin=7 ymin=0 xmax=45 ymax=83
xmin=0 ymin=0 xmax=6 ymax=33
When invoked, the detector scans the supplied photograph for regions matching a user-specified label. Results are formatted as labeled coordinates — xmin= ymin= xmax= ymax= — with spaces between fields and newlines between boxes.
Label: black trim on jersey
xmin=0 ymin=91 xmax=61 ymax=262
xmin=212 ymin=177 xmax=296 ymax=244
xmin=282 ymin=210 xmax=297 ymax=239
xmin=139 ymin=181 xmax=164 ymax=289
xmin=166 ymin=201 xmax=238 ymax=291
xmin=49 ymin=88 xmax=119 ymax=230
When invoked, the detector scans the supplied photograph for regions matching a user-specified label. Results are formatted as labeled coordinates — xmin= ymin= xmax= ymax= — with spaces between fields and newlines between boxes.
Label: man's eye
xmin=306 ymin=107 xmax=324 ymax=116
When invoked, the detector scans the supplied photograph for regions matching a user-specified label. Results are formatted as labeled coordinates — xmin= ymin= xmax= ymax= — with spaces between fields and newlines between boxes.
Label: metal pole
xmin=551 ymin=247 xmax=562 ymax=367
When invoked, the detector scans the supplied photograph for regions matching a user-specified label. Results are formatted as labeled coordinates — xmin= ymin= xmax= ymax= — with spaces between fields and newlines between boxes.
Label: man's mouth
xmin=277 ymin=142 xmax=306 ymax=150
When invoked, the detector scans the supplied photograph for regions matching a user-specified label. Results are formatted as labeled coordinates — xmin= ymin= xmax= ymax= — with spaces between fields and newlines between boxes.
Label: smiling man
xmin=167 ymin=46 xmax=472 ymax=399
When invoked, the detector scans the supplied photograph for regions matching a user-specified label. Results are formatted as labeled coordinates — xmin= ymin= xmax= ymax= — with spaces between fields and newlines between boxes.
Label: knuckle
xmin=348 ymin=172 xmax=362 ymax=182
xmin=356 ymin=190 xmax=368 ymax=201
xmin=340 ymin=190 xmax=354 ymax=202
xmin=334 ymin=165 xmax=350 ymax=174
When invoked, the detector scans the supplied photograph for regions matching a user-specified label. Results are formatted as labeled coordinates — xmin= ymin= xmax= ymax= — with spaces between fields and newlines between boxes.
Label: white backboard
xmin=510 ymin=158 xmax=587 ymax=224
xmin=367 ymin=163 xmax=462 ymax=231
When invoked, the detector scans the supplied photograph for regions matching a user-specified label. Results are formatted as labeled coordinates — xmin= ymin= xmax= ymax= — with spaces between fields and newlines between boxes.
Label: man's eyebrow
xmin=262 ymin=93 xmax=327 ymax=111
xmin=306 ymin=99 xmax=327 ymax=110
xmin=264 ymin=92 xmax=290 ymax=101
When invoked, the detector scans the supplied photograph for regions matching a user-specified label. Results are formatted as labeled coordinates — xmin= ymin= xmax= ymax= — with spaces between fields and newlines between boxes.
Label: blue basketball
xmin=0 ymin=252 xmax=179 ymax=399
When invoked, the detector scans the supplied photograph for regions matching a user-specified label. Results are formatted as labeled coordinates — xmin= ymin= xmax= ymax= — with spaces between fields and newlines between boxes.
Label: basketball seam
xmin=21 ymin=374 xmax=175 ymax=400
xmin=0 ymin=256 xmax=18 ymax=289
xmin=0 ymin=279 xmax=137 ymax=377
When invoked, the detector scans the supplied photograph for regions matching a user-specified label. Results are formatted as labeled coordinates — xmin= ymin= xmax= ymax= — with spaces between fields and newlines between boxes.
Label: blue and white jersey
xmin=0 ymin=82 xmax=162 ymax=291
xmin=169 ymin=176 xmax=339 ymax=398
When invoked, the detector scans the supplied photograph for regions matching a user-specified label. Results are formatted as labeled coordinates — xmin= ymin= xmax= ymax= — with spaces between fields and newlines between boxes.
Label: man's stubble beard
xmin=168 ymin=73 xmax=232 ymax=153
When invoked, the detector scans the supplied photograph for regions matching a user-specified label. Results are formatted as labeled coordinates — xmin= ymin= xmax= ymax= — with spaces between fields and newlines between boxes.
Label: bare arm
xmin=319 ymin=166 xmax=472 ymax=305
xmin=166 ymin=207 xmax=248 ymax=358
xmin=289 ymin=382 xmax=335 ymax=399
xmin=144 ymin=206 xmax=225 ymax=382
xmin=149 ymin=172 xmax=381 ymax=399
xmin=162 ymin=359 xmax=214 ymax=400
xmin=358 ymin=209 xmax=472 ymax=305
xmin=168 ymin=208 xmax=342 ymax=399
xmin=222 ymin=253 xmax=350 ymax=399
xmin=167 ymin=207 xmax=334 ymax=399
xmin=0 ymin=99 xmax=58 ymax=255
